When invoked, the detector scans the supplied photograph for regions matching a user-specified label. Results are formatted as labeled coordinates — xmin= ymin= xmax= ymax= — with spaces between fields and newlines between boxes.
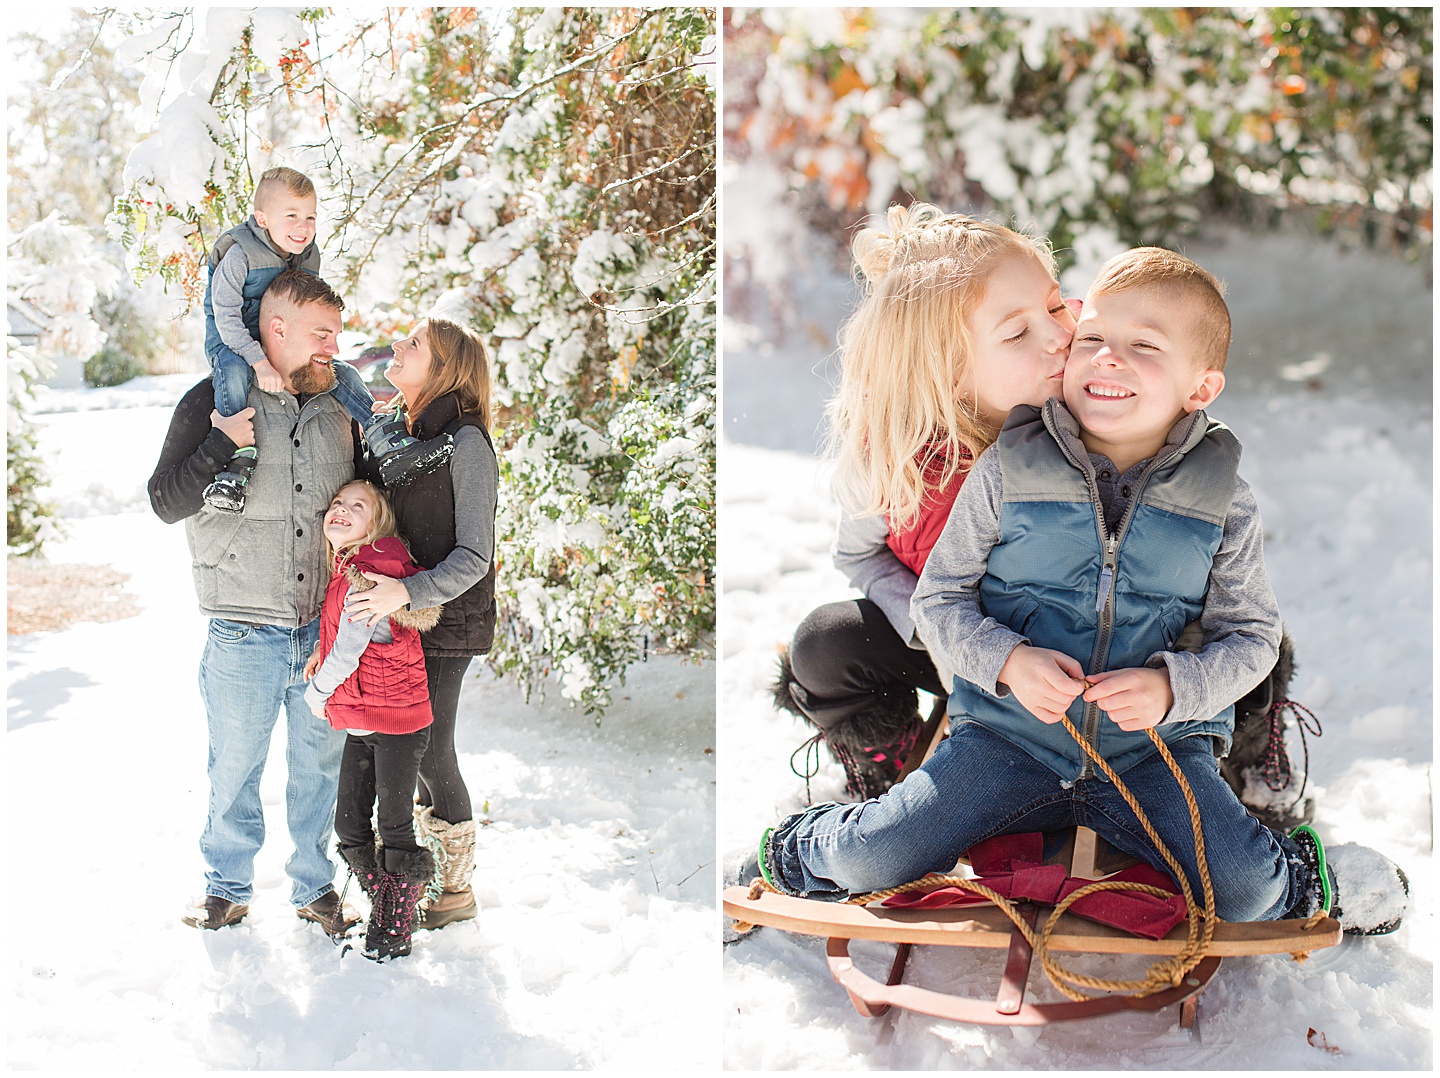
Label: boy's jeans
xmin=197 ymin=618 xmax=345 ymax=907
xmin=767 ymin=720 xmax=1310 ymax=923
xmin=211 ymin=345 xmax=375 ymax=429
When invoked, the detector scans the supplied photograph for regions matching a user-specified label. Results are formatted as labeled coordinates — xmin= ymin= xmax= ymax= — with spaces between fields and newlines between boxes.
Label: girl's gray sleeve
xmin=400 ymin=425 xmax=498 ymax=610
xmin=1149 ymin=476 xmax=1282 ymax=724
xmin=210 ymin=246 xmax=268 ymax=368
xmin=911 ymin=448 xmax=1027 ymax=694
xmin=304 ymin=584 xmax=394 ymax=712
xmin=831 ymin=509 xmax=924 ymax=646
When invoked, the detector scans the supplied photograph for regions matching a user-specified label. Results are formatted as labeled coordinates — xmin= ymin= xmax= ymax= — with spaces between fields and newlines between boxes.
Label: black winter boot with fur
xmin=363 ymin=847 xmax=435 ymax=961
xmin=773 ymin=650 xmax=921 ymax=802
xmin=1223 ymin=632 xmax=1321 ymax=831
xmin=338 ymin=841 xmax=383 ymax=902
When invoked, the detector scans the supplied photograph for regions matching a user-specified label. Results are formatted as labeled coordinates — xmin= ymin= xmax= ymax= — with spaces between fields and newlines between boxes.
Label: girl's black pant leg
xmin=789 ymin=599 xmax=946 ymax=729
xmin=336 ymin=734 xmax=378 ymax=849
xmin=337 ymin=728 xmax=433 ymax=859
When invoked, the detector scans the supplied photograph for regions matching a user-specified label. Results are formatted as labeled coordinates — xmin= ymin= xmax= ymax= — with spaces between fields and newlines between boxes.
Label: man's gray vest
xmin=949 ymin=402 xmax=1240 ymax=780
xmin=185 ymin=386 xmax=354 ymax=626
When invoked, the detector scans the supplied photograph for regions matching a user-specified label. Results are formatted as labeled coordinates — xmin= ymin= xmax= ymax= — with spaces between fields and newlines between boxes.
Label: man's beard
xmin=289 ymin=359 xmax=337 ymax=396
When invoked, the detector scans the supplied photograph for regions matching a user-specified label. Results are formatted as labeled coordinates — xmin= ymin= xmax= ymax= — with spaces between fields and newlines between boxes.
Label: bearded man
xmin=149 ymin=269 xmax=365 ymax=935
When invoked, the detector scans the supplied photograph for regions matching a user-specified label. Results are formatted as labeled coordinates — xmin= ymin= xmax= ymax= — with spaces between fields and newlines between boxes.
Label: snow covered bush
xmin=728 ymin=7 xmax=1432 ymax=288
xmin=6 ymin=217 xmax=121 ymax=555
xmin=110 ymin=7 xmax=715 ymax=714
xmin=7 ymin=338 xmax=60 ymax=557
xmin=8 ymin=13 xmax=173 ymax=389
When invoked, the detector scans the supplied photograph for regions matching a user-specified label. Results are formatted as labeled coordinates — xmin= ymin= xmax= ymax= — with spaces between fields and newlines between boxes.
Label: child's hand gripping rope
xmin=999 ymin=645 xmax=1085 ymax=724
xmin=1000 ymin=645 xmax=1174 ymax=730
xmin=1082 ymin=668 xmax=1174 ymax=731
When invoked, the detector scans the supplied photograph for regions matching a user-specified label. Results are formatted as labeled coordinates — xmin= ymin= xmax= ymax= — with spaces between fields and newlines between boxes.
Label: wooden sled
xmin=724 ymin=828 xmax=1341 ymax=1028
xmin=727 ymin=706 xmax=1342 ymax=1029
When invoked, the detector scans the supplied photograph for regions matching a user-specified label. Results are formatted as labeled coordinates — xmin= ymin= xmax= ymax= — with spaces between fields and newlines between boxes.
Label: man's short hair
xmin=1091 ymin=247 xmax=1231 ymax=371
xmin=260 ymin=269 xmax=344 ymax=320
xmin=254 ymin=166 xmax=316 ymax=210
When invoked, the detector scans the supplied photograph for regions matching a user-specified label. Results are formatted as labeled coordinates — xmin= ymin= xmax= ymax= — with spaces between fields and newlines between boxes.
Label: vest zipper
xmin=1042 ymin=401 xmax=1197 ymax=779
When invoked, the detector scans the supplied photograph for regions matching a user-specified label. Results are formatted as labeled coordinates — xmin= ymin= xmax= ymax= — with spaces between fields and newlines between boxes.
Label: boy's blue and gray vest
xmin=202 ymin=216 xmax=320 ymax=363
xmin=950 ymin=402 xmax=1240 ymax=782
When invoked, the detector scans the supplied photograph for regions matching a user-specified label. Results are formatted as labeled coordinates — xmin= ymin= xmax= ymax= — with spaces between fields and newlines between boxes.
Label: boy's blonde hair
xmin=324 ymin=479 xmax=401 ymax=572
xmin=254 ymin=166 xmax=316 ymax=210
xmin=399 ymin=318 xmax=493 ymax=430
xmin=827 ymin=202 xmax=1059 ymax=529
xmin=1090 ymin=247 xmax=1231 ymax=371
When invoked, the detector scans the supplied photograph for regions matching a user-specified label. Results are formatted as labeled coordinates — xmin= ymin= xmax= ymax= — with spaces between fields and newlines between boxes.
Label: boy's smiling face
xmin=1063 ymin=287 xmax=1225 ymax=471
xmin=254 ymin=192 xmax=318 ymax=255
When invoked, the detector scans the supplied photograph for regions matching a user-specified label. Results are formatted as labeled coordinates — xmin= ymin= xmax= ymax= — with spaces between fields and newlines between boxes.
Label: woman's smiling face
xmin=386 ymin=324 xmax=434 ymax=398
xmin=963 ymin=254 xmax=1076 ymax=430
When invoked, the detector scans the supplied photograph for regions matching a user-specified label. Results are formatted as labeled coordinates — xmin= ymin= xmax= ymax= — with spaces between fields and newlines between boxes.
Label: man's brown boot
xmin=182 ymin=895 xmax=249 ymax=930
xmin=297 ymin=890 xmax=361 ymax=938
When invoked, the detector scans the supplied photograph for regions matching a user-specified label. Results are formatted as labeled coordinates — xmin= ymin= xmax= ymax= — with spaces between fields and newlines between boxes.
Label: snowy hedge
xmin=110 ymin=8 xmax=716 ymax=713
xmin=728 ymin=7 xmax=1431 ymax=285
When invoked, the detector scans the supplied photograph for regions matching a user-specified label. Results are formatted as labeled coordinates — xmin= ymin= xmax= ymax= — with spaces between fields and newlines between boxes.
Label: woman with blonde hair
xmin=345 ymin=317 xmax=499 ymax=929
xmin=772 ymin=202 xmax=1077 ymax=798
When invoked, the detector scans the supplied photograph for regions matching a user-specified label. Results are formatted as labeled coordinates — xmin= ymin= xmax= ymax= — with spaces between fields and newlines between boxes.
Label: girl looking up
xmin=305 ymin=478 xmax=441 ymax=961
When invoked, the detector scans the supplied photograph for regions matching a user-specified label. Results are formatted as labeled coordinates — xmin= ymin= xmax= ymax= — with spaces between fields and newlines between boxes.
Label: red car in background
xmin=344 ymin=344 xmax=398 ymax=402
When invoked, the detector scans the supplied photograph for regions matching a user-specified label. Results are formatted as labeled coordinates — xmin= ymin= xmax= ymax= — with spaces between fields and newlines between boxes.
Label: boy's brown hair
xmin=254 ymin=166 xmax=316 ymax=210
xmin=1090 ymin=247 xmax=1231 ymax=371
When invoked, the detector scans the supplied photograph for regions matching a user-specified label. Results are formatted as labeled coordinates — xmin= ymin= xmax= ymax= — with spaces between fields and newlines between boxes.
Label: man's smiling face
xmin=266 ymin=300 xmax=342 ymax=394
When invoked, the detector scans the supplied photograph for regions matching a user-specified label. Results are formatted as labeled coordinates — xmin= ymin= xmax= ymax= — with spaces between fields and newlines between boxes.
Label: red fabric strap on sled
xmin=879 ymin=832 xmax=1188 ymax=940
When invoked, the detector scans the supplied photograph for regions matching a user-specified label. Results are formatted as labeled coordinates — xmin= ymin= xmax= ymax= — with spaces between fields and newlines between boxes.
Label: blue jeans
xmin=211 ymin=345 xmax=375 ymax=428
xmin=766 ymin=721 xmax=1311 ymax=923
xmin=197 ymin=618 xmax=346 ymax=906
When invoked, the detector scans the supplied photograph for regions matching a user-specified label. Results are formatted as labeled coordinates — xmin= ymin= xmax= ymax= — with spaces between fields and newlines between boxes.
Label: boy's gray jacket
xmin=913 ymin=401 xmax=1281 ymax=781
xmin=184 ymin=386 xmax=354 ymax=626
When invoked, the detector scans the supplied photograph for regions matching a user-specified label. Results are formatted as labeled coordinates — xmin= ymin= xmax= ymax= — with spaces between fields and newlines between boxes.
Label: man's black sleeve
xmin=148 ymin=379 xmax=238 ymax=524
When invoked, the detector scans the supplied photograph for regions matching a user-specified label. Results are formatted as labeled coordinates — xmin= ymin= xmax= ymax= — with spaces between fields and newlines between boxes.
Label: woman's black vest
xmin=388 ymin=394 xmax=498 ymax=657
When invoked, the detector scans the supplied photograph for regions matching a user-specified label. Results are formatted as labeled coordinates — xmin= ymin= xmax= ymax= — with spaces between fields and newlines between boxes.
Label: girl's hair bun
xmin=851 ymin=202 xmax=985 ymax=284
xmin=852 ymin=222 xmax=895 ymax=283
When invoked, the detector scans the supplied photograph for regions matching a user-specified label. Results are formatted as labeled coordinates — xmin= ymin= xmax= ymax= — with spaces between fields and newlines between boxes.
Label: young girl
xmin=304 ymin=479 xmax=443 ymax=960
xmin=772 ymin=203 xmax=1076 ymax=798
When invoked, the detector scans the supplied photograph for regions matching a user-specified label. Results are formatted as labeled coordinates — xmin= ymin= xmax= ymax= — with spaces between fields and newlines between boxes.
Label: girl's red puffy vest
xmin=317 ymin=536 xmax=433 ymax=734
xmin=885 ymin=447 xmax=972 ymax=576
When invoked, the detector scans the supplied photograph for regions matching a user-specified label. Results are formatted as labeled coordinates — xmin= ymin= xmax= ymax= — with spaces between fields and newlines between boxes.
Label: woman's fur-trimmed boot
xmin=772 ymin=649 xmax=922 ymax=802
xmin=413 ymin=804 xmax=478 ymax=930
xmin=363 ymin=846 xmax=435 ymax=961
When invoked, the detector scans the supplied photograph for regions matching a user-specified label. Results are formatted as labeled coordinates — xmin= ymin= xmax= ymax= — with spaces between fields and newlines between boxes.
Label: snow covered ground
xmin=8 ymin=375 xmax=718 ymax=1070
xmin=720 ymin=227 xmax=1433 ymax=1068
